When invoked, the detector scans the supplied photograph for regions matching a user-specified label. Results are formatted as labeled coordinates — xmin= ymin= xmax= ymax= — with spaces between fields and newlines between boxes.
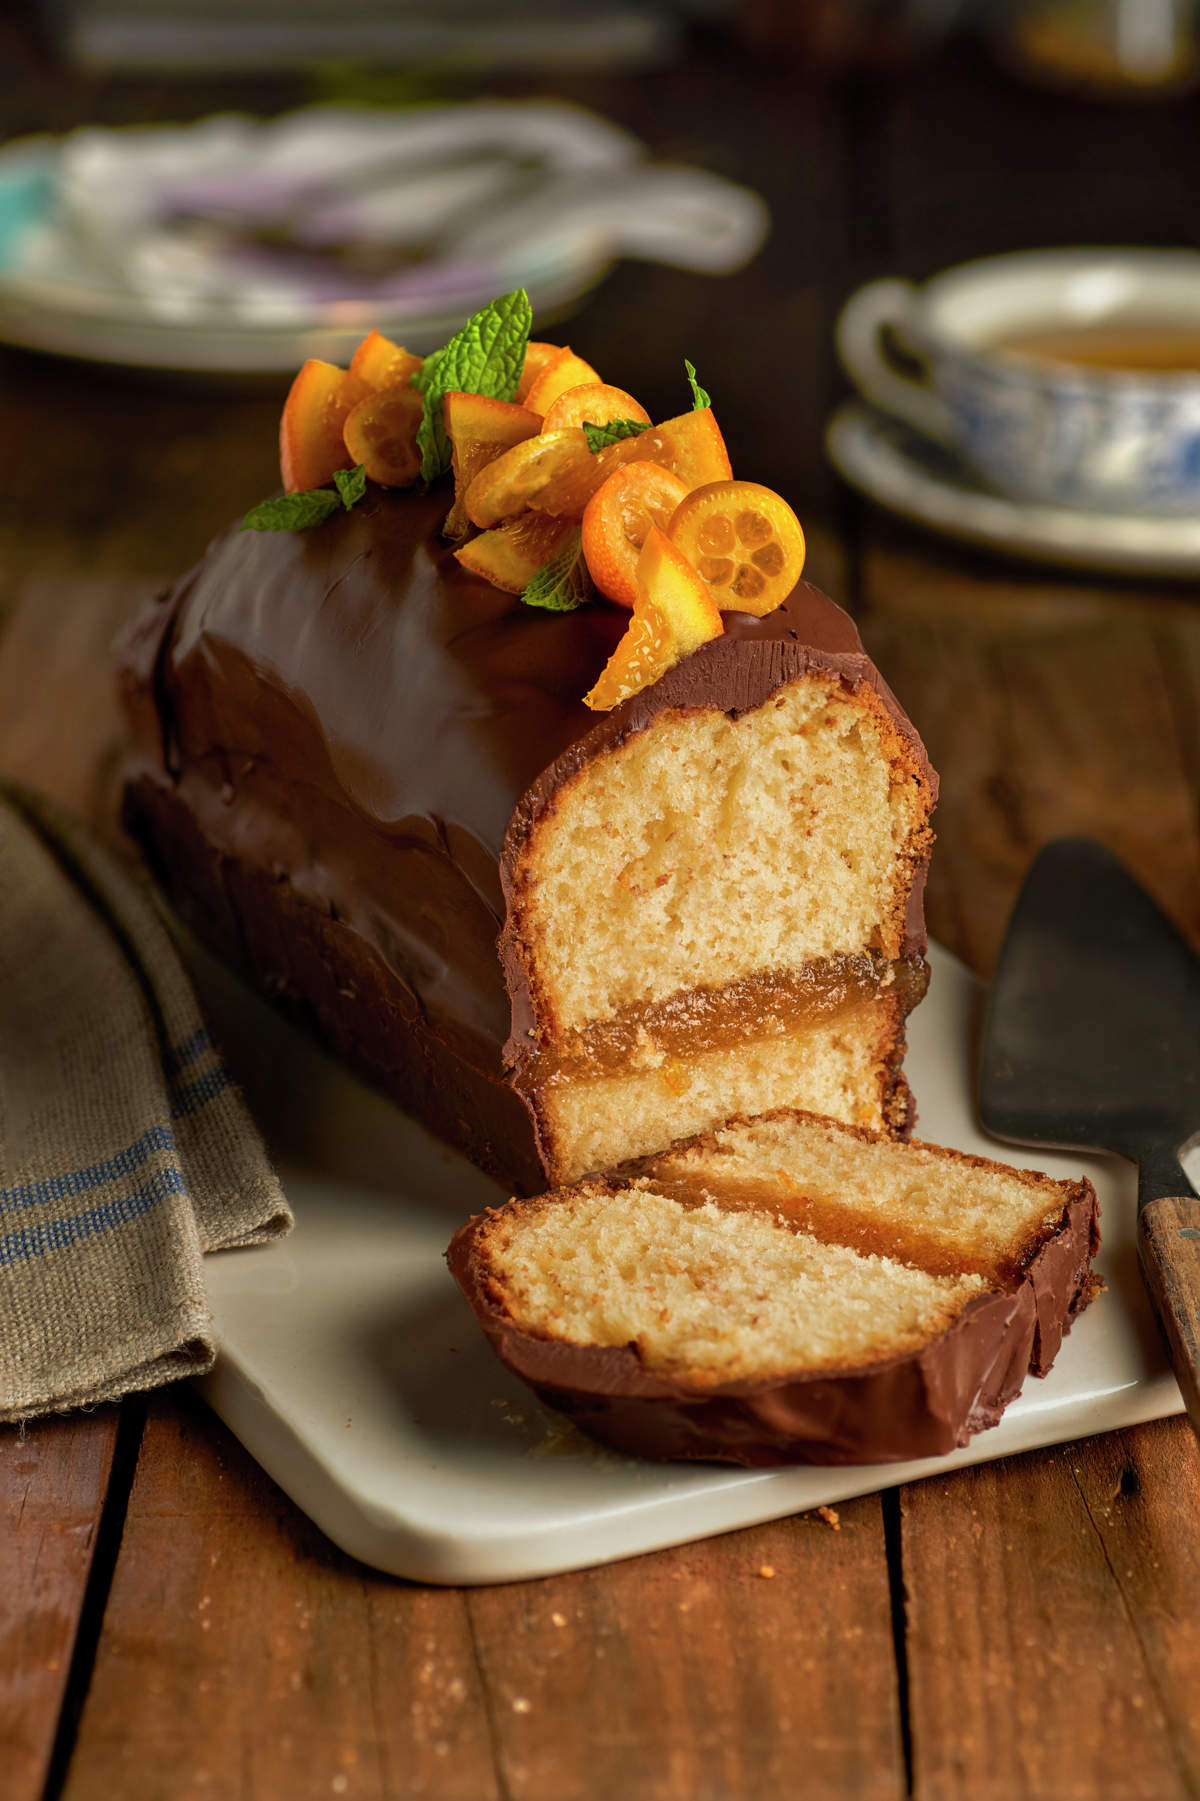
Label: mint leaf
xmin=240 ymin=464 xmax=368 ymax=533
xmin=521 ymin=529 xmax=590 ymax=612
xmin=240 ymin=489 xmax=342 ymax=532
xmin=416 ymin=289 xmax=533 ymax=484
xmin=334 ymin=463 xmax=367 ymax=508
xmin=684 ymin=359 xmax=710 ymax=410
xmin=583 ymin=417 xmax=652 ymax=453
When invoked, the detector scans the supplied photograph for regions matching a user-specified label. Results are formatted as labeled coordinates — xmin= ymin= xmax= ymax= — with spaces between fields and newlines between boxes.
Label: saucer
xmin=826 ymin=399 xmax=1200 ymax=577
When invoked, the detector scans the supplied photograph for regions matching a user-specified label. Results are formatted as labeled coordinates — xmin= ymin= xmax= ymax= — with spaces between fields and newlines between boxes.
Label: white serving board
xmin=194 ymin=943 xmax=1185 ymax=1585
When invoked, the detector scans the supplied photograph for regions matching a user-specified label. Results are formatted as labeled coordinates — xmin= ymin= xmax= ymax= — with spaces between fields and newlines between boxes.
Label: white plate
xmin=193 ymin=941 xmax=1183 ymax=1584
xmin=826 ymin=399 xmax=1200 ymax=577
xmin=0 ymin=110 xmax=765 ymax=374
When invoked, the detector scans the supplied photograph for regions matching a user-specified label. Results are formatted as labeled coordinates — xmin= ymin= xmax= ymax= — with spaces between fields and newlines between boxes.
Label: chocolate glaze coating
xmin=117 ymin=485 xmax=936 ymax=1190
xmin=447 ymin=1180 xmax=1100 ymax=1467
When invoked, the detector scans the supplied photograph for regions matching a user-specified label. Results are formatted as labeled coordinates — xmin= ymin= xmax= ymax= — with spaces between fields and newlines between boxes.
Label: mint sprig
xmin=415 ymin=289 xmax=533 ymax=484
xmin=241 ymin=464 xmax=367 ymax=533
xmin=520 ymin=529 xmax=590 ymax=612
xmin=333 ymin=464 xmax=367 ymax=508
xmin=583 ymin=417 xmax=652 ymax=453
xmin=684 ymin=359 xmax=710 ymax=410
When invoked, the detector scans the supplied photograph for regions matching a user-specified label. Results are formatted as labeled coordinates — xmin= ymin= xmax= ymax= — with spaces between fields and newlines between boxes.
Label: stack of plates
xmin=0 ymin=102 xmax=767 ymax=374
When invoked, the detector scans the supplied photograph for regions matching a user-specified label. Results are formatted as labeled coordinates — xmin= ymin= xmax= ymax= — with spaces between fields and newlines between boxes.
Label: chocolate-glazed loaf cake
xmin=117 ymin=485 xmax=936 ymax=1193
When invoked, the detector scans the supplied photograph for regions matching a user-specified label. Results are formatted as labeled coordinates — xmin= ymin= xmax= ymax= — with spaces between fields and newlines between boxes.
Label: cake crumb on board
xmin=816 ymin=1505 xmax=841 ymax=1530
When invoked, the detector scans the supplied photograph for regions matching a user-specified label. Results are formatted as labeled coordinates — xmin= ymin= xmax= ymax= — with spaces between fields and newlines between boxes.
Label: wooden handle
xmin=1138 ymin=1197 xmax=1200 ymax=1438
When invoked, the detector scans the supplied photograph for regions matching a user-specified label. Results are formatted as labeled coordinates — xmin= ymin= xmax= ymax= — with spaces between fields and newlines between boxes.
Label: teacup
xmin=837 ymin=248 xmax=1200 ymax=515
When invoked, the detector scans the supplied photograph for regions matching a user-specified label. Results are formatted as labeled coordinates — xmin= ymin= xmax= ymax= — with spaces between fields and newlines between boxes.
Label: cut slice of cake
xmin=448 ymin=1108 xmax=1100 ymax=1465
xmin=500 ymin=648 xmax=934 ymax=1183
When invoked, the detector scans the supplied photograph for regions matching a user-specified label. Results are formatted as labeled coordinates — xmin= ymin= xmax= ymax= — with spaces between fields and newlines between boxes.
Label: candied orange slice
xmin=581 ymin=463 xmax=689 ymax=607
xmin=533 ymin=407 xmax=731 ymax=519
xmin=584 ymin=526 xmax=723 ymax=711
xmin=443 ymin=391 xmax=542 ymax=539
xmin=348 ymin=329 xmax=422 ymax=392
xmin=453 ymin=512 xmax=575 ymax=593
xmin=464 ymin=427 xmax=592 ymax=528
xmin=515 ymin=340 xmax=562 ymax=404
xmin=342 ymin=384 xmax=423 ymax=487
xmin=523 ymin=346 xmax=602 ymax=416
xmin=669 ymin=479 xmax=805 ymax=616
xmin=540 ymin=382 xmax=651 ymax=434
xmin=280 ymin=359 xmax=359 ymax=492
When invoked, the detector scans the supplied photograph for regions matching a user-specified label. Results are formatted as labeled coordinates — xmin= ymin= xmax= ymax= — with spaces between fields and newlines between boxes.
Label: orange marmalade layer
xmin=522 ymin=954 xmax=929 ymax=1086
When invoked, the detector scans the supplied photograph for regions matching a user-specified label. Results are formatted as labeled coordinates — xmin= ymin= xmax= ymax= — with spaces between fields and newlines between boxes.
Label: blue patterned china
xmin=838 ymin=249 xmax=1200 ymax=515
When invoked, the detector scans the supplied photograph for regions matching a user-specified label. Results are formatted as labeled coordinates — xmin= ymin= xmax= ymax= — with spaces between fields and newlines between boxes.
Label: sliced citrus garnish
xmin=668 ymin=479 xmax=805 ymax=616
xmin=581 ymin=462 xmax=689 ymax=607
xmin=348 ymin=329 xmax=423 ymax=392
xmin=539 ymin=382 xmax=651 ymax=434
xmin=523 ymin=346 xmax=602 ymax=416
xmin=464 ymin=427 xmax=592 ymax=528
xmin=584 ymin=526 xmax=723 ymax=711
xmin=342 ymin=384 xmax=423 ymax=487
xmin=443 ymin=392 xmax=542 ymax=539
xmin=280 ymin=359 xmax=359 ymax=492
xmin=453 ymin=512 xmax=575 ymax=593
xmin=533 ymin=407 xmax=731 ymax=518
xmin=515 ymin=341 xmax=562 ymax=404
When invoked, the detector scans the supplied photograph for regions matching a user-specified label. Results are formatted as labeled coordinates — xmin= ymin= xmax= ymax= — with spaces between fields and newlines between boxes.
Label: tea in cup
xmin=837 ymin=248 xmax=1200 ymax=514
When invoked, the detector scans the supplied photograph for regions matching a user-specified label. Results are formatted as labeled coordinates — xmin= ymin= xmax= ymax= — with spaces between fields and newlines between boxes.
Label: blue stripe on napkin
xmin=0 ymin=1166 xmax=187 ymax=1266
xmin=0 ymin=1028 xmax=233 ymax=1264
xmin=0 ymin=1123 xmax=177 ymax=1216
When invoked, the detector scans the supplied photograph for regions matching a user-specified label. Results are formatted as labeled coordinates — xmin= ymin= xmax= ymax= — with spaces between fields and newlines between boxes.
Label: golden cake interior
xmin=507 ymin=673 xmax=934 ymax=1182
xmin=470 ymin=1109 xmax=1080 ymax=1387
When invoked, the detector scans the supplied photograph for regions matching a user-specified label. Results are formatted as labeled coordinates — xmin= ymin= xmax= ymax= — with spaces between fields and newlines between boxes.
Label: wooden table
xmin=4 ymin=20 xmax=1200 ymax=1800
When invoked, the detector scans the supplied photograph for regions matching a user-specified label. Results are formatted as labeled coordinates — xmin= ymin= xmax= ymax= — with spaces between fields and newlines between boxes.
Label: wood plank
xmin=61 ymin=1395 xmax=905 ymax=1801
xmin=0 ymin=1411 xmax=118 ymax=1801
xmin=466 ymin=1501 xmax=904 ymax=1801
xmin=902 ymin=1421 xmax=1200 ymax=1801
xmin=61 ymin=1389 xmax=503 ymax=1801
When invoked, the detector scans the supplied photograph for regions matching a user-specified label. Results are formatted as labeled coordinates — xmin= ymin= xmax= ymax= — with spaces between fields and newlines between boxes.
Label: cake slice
xmin=448 ymin=1109 xmax=1100 ymax=1465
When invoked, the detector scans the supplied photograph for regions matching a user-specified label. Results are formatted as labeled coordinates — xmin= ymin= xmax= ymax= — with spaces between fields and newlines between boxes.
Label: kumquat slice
xmin=581 ymin=462 xmax=689 ymax=607
xmin=279 ymin=359 xmax=358 ymax=492
xmin=515 ymin=340 xmax=563 ymax=404
xmin=539 ymin=383 xmax=651 ymax=434
xmin=342 ymin=384 xmax=424 ymax=487
xmin=453 ymin=512 xmax=574 ymax=593
xmin=523 ymin=346 xmax=602 ymax=416
xmin=584 ymin=526 xmax=723 ymax=711
xmin=464 ymin=428 xmax=591 ymax=528
xmin=443 ymin=391 xmax=542 ymax=539
xmin=668 ymin=479 xmax=805 ymax=617
xmin=532 ymin=406 xmax=731 ymax=519
xmin=347 ymin=329 xmax=422 ymax=392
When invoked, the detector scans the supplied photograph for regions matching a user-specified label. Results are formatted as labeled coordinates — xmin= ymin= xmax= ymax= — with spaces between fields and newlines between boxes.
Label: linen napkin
xmin=0 ymin=780 xmax=291 ymax=1423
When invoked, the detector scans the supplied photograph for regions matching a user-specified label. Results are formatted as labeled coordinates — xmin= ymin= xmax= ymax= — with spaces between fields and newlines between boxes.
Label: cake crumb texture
xmin=516 ymin=673 xmax=931 ymax=1038
xmin=478 ymin=1181 xmax=983 ymax=1385
xmin=466 ymin=1108 xmax=1094 ymax=1393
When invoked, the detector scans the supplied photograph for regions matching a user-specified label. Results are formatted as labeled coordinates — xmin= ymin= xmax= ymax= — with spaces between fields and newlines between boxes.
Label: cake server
xmin=978 ymin=837 xmax=1200 ymax=1438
